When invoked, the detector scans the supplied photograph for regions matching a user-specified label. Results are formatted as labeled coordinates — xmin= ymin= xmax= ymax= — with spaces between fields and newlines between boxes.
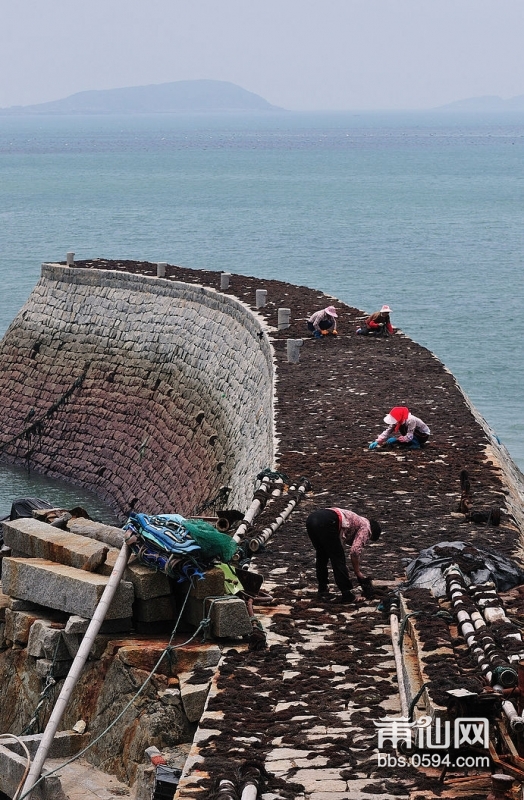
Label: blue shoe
xmin=313 ymin=330 xmax=322 ymax=339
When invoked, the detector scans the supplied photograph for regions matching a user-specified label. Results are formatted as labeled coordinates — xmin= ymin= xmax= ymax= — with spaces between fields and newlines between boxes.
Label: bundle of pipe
xmin=232 ymin=477 xmax=283 ymax=545
xmin=446 ymin=567 xmax=517 ymax=688
xmin=469 ymin=582 xmax=524 ymax=664
xmin=445 ymin=566 xmax=524 ymax=733
xmin=249 ymin=478 xmax=310 ymax=552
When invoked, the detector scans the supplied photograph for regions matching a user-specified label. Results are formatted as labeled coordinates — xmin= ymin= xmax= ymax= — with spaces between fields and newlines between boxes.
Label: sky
xmin=1 ymin=0 xmax=524 ymax=111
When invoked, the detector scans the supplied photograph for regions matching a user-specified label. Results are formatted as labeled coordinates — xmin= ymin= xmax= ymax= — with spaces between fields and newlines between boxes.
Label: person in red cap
xmin=357 ymin=304 xmax=394 ymax=337
xmin=369 ymin=406 xmax=430 ymax=450
xmin=307 ymin=305 xmax=338 ymax=338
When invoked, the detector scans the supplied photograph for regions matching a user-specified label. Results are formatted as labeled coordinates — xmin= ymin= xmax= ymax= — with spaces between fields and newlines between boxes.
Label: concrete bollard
xmin=220 ymin=273 xmax=231 ymax=290
xmin=255 ymin=289 xmax=267 ymax=309
xmin=278 ymin=308 xmax=291 ymax=330
xmin=287 ymin=339 xmax=303 ymax=363
xmin=157 ymin=262 xmax=167 ymax=278
xmin=66 ymin=252 xmax=75 ymax=267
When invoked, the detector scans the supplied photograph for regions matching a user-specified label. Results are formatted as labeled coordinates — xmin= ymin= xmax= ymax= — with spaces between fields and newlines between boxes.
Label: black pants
xmin=307 ymin=320 xmax=334 ymax=332
xmin=305 ymin=509 xmax=353 ymax=594
xmin=359 ymin=324 xmax=388 ymax=337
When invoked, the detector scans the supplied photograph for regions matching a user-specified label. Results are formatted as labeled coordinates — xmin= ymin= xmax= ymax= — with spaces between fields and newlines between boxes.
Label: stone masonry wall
xmin=0 ymin=265 xmax=274 ymax=517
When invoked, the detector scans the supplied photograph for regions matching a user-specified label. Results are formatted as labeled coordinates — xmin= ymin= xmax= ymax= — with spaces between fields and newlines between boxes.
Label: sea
xmin=0 ymin=110 xmax=523 ymax=520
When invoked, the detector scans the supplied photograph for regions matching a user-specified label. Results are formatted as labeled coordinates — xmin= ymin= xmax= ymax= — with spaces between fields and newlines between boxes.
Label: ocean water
xmin=0 ymin=110 xmax=523 ymax=517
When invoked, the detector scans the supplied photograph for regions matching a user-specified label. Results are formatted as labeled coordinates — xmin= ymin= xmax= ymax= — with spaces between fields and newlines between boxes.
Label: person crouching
xmin=357 ymin=304 xmax=394 ymax=336
xmin=369 ymin=406 xmax=430 ymax=450
xmin=307 ymin=305 xmax=338 ymax=338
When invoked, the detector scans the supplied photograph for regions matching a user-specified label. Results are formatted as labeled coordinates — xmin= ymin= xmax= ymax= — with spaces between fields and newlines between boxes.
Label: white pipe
xmin=390 ymin=613 xmax=409 ymax=718
xmin=502 ymin=700 xmax=524 ymax=732
xmin=21 ymin=542 xmax=130 ymax=799
xmin=232 ymin=478 xmax=271 ymax=544
xmin=249 ymin=482 xmax=308 ymax=552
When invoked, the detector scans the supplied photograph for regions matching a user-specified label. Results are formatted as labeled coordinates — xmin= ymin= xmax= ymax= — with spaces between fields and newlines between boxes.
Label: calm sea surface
xmin=0 ymin=111 xmax=523 ymax=517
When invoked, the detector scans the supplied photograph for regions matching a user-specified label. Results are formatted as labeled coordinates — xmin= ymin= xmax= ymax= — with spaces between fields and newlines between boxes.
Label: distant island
xmin=0 ymin=80 xmax=283 ymax=115
xmin=436 ymin=94 xmax=524 ymax=112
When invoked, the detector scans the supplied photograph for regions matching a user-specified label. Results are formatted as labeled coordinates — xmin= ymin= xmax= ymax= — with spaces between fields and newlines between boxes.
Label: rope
xmin=0 ymin=363 xmax=90 ymax=457
xmin=408 ymin=682 xmax=430 ymax=722
xmin=398 ymin=610 xmax=452 ymax=652
xmin=20 ymin=633 xmax=63 ymax=736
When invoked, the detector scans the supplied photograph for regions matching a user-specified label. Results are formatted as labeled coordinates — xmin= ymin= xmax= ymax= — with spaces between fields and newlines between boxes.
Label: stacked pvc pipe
xmin=249 ymin=478 xmax=310 ymax=552
xmin=232 ymin=476 xmax=272 ymax=544
xmin=469 ymin=582 xmax=524 ymax=664
xmin=445 ymin=566 xmax=524 ymax=733
xmin=446 ymin=567 xmax=517 ymax=687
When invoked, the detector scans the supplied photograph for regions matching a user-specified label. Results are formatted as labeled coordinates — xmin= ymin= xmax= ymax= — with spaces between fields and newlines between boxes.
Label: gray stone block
xmin=2 ymin=518 xmax=116 ymax=572
xmin=189 ymin=567 xmax=226 ymax=600
xmin=125 ymin=561 xmax=171 ymax=600
xmin=179 ymin=672 xmax=211 ymax=722
xmin=133 ymin=595 xmax=176 ymax=623
xmin=0 ymin=742 xmax=60 ymax=800
xmin=210 ymin=597 xmax=252 ymax=638
xmin=35 ymin=658 xmax=72 ymax=678
xmin=2 ymin=558 xmax=134 ymax=620
xmin=183 ymin=595 xmax=251 ymax=638
xmin=4 ymin=608 xmax=40 ymax=646
xmin=27 ymin=619 xmax=69 ymax=660
xmin=64 ymin=615 xmax=90 ymax=634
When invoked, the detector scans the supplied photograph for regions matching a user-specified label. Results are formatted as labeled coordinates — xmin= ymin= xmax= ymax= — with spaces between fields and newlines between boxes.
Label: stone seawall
xmin=0 ymin=264 xmax=275 ymax=517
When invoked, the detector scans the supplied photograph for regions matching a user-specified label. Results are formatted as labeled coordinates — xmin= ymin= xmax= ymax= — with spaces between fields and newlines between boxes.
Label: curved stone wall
xmin=0 ymin=265 xmax=275 ymax=517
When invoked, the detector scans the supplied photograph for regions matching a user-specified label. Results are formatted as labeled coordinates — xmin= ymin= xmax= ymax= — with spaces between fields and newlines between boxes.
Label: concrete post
xmin=278 ymin=308 xmax=291 ymax=330
xmin=256 ymin=289 xmax=267 ymax=308
xmin=66 ymin=252 xmax=75 ymax=267
xmin=220 ymin=273 xmax=231 ymax=290
xmin=287 ymin=339 xmax=303 ymax=363
xmin=157 ymin=262 xmax=167 ymax=278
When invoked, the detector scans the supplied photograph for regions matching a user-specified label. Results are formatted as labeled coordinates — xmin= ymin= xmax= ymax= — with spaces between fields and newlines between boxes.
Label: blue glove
xmin=386 ymin=437 xmax=397 ymax=445
xmin=368 ymin=441 xmax=379 ymax=450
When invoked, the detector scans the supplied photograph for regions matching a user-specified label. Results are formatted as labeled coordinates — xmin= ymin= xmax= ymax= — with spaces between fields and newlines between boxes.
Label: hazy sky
xmin=2 ymin=1 xmax=524 ymax=110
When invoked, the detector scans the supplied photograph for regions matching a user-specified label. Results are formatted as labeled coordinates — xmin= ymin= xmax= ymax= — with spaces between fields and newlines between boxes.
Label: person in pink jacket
xmin=307 ymin=305 xmax=338 ymax=338
xmin=306 ymin=507 xmax=381 ymax=604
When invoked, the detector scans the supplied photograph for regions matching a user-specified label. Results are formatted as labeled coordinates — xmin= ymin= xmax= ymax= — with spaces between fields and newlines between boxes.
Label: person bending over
xmin=307 ymin=305 xmax=338 ymax=338
xmin=369 ymin=406 xmax=430 ymax=450
xmin=305 ymin=507 xmax=381 ymax=604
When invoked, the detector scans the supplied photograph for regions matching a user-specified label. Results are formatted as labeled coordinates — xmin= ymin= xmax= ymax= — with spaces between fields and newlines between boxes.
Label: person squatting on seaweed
xmin=305 ymin=507 xmax=381 ymax=604
xmin=306 ymin=305 xmax=338 ymax=338
xmin=369 ymin=406 xmax=430 ymax=451
xmin=356 ymin=304 xmax=394 ymax=336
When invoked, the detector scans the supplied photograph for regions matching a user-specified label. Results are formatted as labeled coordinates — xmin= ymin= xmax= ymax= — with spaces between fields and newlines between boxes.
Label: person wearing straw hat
xmin=369 ymin=406 xmax=431 ymax=450
xmin=307 ymin=305 xmax=338 ymax=338
xmin=357 ymin=304 xmax=394 ymax=337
